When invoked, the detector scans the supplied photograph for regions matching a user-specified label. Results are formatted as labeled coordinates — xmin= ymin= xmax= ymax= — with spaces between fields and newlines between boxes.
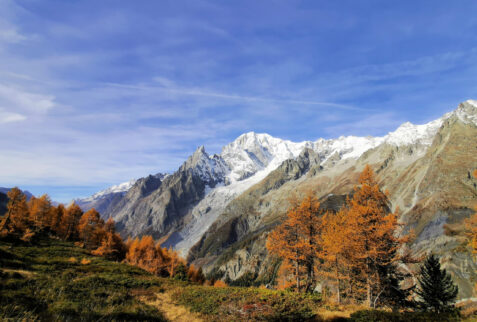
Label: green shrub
xmin=0 ymin=238 xmax=167 ymax=321
xmin=172 ymin=285 xmax=319 ymax=321
xmin=350 ymin=309 xmax=461 ymax=322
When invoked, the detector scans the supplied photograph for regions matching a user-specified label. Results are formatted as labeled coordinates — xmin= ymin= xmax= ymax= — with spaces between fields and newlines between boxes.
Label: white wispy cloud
xmin=0 ymin=109 xmax=26 ymax=123
xmin=104 ymin=81 xmax=360 ymax=111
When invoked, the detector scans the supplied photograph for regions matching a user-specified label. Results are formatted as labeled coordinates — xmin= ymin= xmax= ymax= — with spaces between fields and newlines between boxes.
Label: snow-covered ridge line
xmin=188 ymin=100 xmax=477 ymax=191
xmin=78 ymin=100 xmax=476 ymax=212
xmin=171 ymin=101 xmax=477 ymax=255
xmin=80 ymin=179 xmax=137 ymax=202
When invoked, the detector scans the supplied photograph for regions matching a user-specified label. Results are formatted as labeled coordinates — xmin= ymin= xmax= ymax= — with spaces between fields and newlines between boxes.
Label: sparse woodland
xmin=267 ymin=165 xmax=471 ymax=315
xmin=0 ymin=187 xmax=205 ymax=284
xmin=1 ymin=164 xmax=476 ymax=320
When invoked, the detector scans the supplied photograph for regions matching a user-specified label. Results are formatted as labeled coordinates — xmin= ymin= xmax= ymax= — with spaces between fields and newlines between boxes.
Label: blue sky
xmin=1 ymin=0 xmax=476 ymax=202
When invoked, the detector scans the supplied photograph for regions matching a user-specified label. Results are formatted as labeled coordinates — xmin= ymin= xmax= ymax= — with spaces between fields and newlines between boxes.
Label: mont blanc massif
xmin=77 ymin=100 xmax=477 ymax=298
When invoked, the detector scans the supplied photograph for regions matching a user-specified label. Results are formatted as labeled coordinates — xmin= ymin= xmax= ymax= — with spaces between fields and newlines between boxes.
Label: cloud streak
xmin=104 ymin=82 xmax=362 ymax=111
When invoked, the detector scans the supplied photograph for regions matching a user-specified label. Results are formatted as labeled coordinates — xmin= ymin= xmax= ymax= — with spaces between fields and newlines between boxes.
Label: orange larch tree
xmin=267 ymin=206 xmax=306 ymax=292
xmin=28 ymin=195 xmax=53 ymax=231
xmin=125 ymin=235 xmax=172 ymax=275
xmin=465 ymin=169 xmax=477 ymax=260
xmin=267 ymin=192 xmax=324 ymax=293
xmin=343 ymin=165 xmax=405 ymax=307
xmin=91 ymin=217 xmax=126 ymax=261
xmin=318 ymin=209 xmax=352 ymax=304
xmin=58 ymin=203 xmax=83 ymax=240
xmin=0 ymin=188 xmax=29 ymax=238
xmin=78 ymin=208 xmax=105 ymax=249
xmin=296 ymin=193 xmax=324 ymax=292
xmin=50 ymin=204 xmax=65 ymax=235
xmin=126 ymin=237 xmax=140 ymax=265
xmin=165 ymin=247 xmax=181 ymax=277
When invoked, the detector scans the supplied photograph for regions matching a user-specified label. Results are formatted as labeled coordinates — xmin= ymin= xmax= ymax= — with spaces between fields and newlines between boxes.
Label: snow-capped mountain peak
xmin=182 ymin=145 xmax=229 ymax=184
xmin=452 ymin=100 xmax=477 ymax=125
xmin=384 ymin=118 xmax=443 ymax=147
xmin=220 ymin=131 xmax=311 ymax=182
xmin=81 ymin=179 xmax=137 ymax=202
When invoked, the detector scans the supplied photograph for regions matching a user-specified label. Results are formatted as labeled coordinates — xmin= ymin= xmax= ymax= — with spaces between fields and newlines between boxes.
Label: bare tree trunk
xmin=295 ymin=261 xmax=300 ymax=292
xmin=347 ymin=269 xmax=353 ymax=302
xmin=336 ymin=257 xmax=341 ymax=304
xmin=367 ymin=276 xmax=372 ymax=308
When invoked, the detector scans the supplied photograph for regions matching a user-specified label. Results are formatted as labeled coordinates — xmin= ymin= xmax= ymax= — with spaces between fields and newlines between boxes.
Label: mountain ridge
xmin=75 ymin=100 xmax=477 ymax=298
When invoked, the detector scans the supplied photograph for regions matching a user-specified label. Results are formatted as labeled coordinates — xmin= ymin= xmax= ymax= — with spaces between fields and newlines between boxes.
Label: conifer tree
xmin=343 ymin=165 xmax=404 ymax=307
xmin=78 ymin=208 xmax=105 ymax=249
xmin=297 ymin=193 xmax=323 ymax=292
xmin=28 ymin=195 xmax=53 ymax=230
xmin=0 ymin=188 xmax=29 ymax=238
xmin=415 ymin=254 xmax=458 ymax=313
xmin=318 ymin=209 xmax=352 ymax=304
xmin=91 ymin=217 xmax=125 ymax=261
xmin=195 ymin=267 xmax=206 ymax=284
xmin=50 ymin=204 xmax=65 ymax=234
xmin=267 ymin=192 xmax=324 ymax=292
xmin=59 ymin=203 xmax=83 ymax=240
xmin=464 ymin=169 xmax=477 ymax=258
xmin=267 ymin=206 xmax=306 ymax=292
xmin=167 ymin=247 xmax=181 ymax=277
xmin=174 ymin=262 xmax=189 ymax=281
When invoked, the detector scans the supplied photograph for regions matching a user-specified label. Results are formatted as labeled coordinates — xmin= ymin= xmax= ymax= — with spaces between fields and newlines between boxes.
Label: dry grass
xmin=144 ymin=292 xmax=204 ymax=322
xmin=1 ymin=268 xmax=35 ymax=278
xmin=457 ymin=299 xmax=477 ymax=320
xmin=316 ymin=304 xmax=369 ymax=321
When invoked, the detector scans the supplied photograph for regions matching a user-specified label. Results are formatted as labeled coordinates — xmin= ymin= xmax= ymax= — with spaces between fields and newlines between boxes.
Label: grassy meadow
xmin=0 ymin=237 xmax=473 ymax=321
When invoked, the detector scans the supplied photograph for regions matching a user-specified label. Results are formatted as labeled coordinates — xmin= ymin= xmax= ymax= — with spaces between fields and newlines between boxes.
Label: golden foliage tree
xmin=58 ymin=203 xmax=83 ymax=240
xmin=267 ymin=192 xmax=324 ymax=292
xmin=91 ymin=217 xmax=126 ymax=261
xmin=78 ymin=208 xmax=105 ymax=249
xmin=0 ymin=188 xmax=29 ymax=238
xmin=187 ymin=264 xmax=206 ymax=284
xmin=341 ymin=165 xmax=404 ymax=307
xmin=50 ymin=204 xmax=65 ymax=234
xmin=464 ymin=169 xmax=477 ymax=263
xmin=126 ymin=235 xmax=169 ymax=275
xmin=28 ymin=195 xmax=53 ymax=231
xmin=318 ymin=209 xmax=352 ymax=304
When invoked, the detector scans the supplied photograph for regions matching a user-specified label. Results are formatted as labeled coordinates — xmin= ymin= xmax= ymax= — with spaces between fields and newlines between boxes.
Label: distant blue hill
xmin=0 ymin=187 xmax=34 ymax=200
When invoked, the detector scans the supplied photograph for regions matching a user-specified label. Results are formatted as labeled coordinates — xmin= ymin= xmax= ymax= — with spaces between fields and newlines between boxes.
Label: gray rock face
xmin=78 ymin=100 xmax=477 ymax=299
xmin=188 ymin=102 xmax=477 ymax=299
xmin=187 ymin=147 xmax=322 ymax=262
xmin=104 ymin=147 xmax=230 ymax=238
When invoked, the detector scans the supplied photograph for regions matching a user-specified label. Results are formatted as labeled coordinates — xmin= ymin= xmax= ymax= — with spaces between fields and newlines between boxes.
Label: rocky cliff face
xmin=187 ymin=101 xmax=477 ymax=298
xmin=79 ymin=100 xmax=477 ymax=298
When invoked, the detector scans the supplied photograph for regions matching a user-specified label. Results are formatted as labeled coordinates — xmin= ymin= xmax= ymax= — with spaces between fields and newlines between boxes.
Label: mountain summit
xmin=77 ymin=100 xmax=477 ymax=298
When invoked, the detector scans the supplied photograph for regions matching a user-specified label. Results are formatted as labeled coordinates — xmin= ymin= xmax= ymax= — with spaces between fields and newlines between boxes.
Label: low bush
xmin=172 ymin=284 xmax=319 ymax=321
xmin=0 ymin=238 xmax=166 ymax=321
xmin=350 ymin=309 xmax=461 ymax=322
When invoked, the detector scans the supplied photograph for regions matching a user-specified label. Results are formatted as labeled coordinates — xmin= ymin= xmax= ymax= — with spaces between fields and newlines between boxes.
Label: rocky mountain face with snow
xmin=79 ymin=100 xmax=477 ymax=298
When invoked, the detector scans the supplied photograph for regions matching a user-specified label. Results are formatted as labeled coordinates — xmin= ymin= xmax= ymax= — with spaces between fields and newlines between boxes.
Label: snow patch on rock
xmin=81 ymin=179 xmax=137 ymax=202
